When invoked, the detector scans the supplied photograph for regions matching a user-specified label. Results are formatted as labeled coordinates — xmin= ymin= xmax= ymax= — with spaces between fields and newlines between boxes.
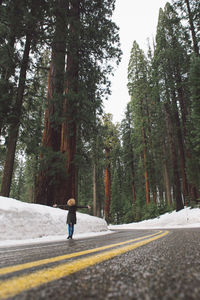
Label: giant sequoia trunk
xmin=36 ymin=0 xmax=81 ymax=206
xmin=175 ymin=72 xmax=199 ymax=203
xmin=57 ymin=0 xmax=80 ymax=204
xmin=35 ymin=0 xmax=67 ymax=206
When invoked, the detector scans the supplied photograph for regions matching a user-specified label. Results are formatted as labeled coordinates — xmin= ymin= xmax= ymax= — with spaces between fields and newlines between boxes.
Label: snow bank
xmin=109 ymin=207 xmax=200 ymax=230
xmin=0 ymin=196 xmax=200 ymax=247
xmin=0 ymin=197 xmax=108 ymax=242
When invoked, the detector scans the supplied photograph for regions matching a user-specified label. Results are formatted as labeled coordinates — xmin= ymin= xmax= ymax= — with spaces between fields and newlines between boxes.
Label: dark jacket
xmin=66 ymin=205 xmax=88 ymax=224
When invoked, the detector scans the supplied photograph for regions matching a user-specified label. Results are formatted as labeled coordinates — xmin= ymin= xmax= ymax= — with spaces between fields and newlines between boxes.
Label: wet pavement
xmin=0 ymin=228 xmax=200 ymax=299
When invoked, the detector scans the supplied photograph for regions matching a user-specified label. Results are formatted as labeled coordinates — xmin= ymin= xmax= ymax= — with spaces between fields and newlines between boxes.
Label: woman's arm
xmin=76 ymin=205 xmax=91 ymax=209
xmin=53 ymin=204 xmax=69 ymax=209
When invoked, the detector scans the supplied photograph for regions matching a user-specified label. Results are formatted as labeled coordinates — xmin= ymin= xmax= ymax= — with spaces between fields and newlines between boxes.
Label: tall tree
xmin=35 ymin=0 xmax=121 ymax=206
xmin=0 ymin=0 xmax=23 ymax=137
xmin=173 ymin=0 xmax=199 ymax=56
xmin=58 ymin=0 xmax=80 ymax=203
xmin=154 ymin=4 xmax=187 ymax=210
xmin=121 ymin=103 xmax=136 ymax=206
xmin=128 ymin=41 xmax=151 ymax=205
xmin=35 ymin=0 xmax=68 ymax=206
xmin=187 ymin=55 xmax=200 ymax=198
xmin=1 ymin=0 xmax=43 ymax=197
xmin=102 ymin=114 xmax=119 ymax=221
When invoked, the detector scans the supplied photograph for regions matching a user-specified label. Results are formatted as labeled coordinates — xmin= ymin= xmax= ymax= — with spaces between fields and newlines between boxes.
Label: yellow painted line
xmin=0 ymin=230 xmax=169 ymax=299
xmin=0 ymin=231 xmax=162 ymax=276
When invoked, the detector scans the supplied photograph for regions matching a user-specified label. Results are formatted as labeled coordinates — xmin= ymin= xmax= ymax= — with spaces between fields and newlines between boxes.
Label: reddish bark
xmin=35 ymin=60 xmax=63 ymax=206
xmin=35 ymin=0 xmax=67 ymax=206
xmin=56 ymin=0 xmax=80 ymax=203
xmin=175 ymin=73 xmax=199 ymax=203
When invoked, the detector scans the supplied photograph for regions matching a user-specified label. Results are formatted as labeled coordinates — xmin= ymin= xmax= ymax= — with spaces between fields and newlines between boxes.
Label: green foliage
xmin=39 ymin=148 xmax=67 ymax=186
xmin=1 ymin=0 xmax=199 ymax=224
xmin=10 ymin=159 xmax=26 ymax=201
xmin=142 ymin=203 xmax=159 ymax=220
xmin=189 ymin=55 xmax=200 ymax=159
xmin=110 ymin=168 xmax=124 ymax=224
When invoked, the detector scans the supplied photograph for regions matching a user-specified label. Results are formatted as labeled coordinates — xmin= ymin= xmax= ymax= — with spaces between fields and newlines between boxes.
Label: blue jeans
xmin=68 ymin=223 xmax=74 ymax=237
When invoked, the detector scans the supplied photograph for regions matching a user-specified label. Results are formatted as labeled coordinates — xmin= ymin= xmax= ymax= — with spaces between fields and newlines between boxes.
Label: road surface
xmin=0 ymin=228 xmax=200 ymax=299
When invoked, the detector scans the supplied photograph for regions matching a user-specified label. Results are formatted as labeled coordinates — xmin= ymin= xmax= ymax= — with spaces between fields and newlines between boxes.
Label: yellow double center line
xmin=0 ymin=230 xmax=169 ymax=299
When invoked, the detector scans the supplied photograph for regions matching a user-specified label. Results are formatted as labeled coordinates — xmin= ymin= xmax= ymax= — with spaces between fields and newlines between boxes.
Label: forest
xmin=0 ymin=0 xmax=199 ymax=224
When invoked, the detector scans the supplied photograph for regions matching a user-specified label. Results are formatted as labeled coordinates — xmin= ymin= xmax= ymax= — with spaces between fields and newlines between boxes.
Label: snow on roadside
xmin=0 ymin=196 xmax=200 ymax=247
xmin=109 ymin=207 xmax=200 ymax=230
xmin=0 ymin=196 xmax=108 ymax=245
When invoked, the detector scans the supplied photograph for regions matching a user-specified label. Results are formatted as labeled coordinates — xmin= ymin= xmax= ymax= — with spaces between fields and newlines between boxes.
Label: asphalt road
xmin=0 ymin=228 xmax=200 ymax=300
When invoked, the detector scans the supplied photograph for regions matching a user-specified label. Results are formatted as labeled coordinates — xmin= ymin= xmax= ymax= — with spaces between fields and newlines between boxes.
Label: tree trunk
xmin=0 ymin=0 xmax=23 ymax=146
xmin=163 ymin=151 xmax=172 ymax=205
xmin=104 ymin=147 xmax=111 ymax=221
xmin=0 ymin=29 xmax=33 ymax=197
xmin=58 ymin=0 xmax=80 ymax=204
xmin=35 ymin=0 xmax=67 ymax=206
xmin=126 ymin=104 xmax=136 ymax=207
xmin=142 ymin=126 xmax=150 ymax=204
xmin=175 ymin=72 xmax=199 ymax=203
xmin=164 ymin=102 xmax=184 ymax=211
xmin=145 ymin=99 xmax=157 ymax=204
xmin=93 ymin=163 xmax=97 ymax=216
xmin=171 ymin=90 xmax=188 ymax=204
xmin=184 ymin=0 xmax=199 ymax=56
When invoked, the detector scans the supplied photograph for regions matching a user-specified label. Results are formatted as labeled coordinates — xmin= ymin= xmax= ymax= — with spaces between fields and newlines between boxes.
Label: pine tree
xmin=102 ymin=114 xmax=119 ymax=222
xmin=128 ymin=41 xmax=151 ymax=205
xmin=0 ymin=0 xmax=24 ymax=137
xmin=173 ymin=0 xmax=199 ymax=56
xmin=153 ymin=4 xmax=192 ymax=210
xmin=1 ymin=0 xmax=45 ymax=197
xmin=187 ymin=55 xmax=200 ymax=197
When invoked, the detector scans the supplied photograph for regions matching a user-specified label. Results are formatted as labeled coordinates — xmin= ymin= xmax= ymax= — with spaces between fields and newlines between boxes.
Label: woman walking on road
xmin=53 ymin=198 xmax=90 ymax=239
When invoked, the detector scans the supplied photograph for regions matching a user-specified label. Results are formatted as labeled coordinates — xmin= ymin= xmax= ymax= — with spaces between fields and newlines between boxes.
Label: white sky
xmin=104 ymin=0 xmax=168 ymax=123
xmin=0 ymin=196 xmax=200 ymax=247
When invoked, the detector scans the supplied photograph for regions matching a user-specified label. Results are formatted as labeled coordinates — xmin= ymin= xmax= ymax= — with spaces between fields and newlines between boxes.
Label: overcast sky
xmin=104 ymin=0 xmax=168 ymax=123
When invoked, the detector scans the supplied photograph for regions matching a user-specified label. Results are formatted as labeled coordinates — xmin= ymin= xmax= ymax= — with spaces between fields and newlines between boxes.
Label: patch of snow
xmin=0 ymin=196 xmax=108 ymax=246
xmin=109 ymin=207 xmax=200 ymax=230
xmin=0 ymin=196 xmax=200 ymax=247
